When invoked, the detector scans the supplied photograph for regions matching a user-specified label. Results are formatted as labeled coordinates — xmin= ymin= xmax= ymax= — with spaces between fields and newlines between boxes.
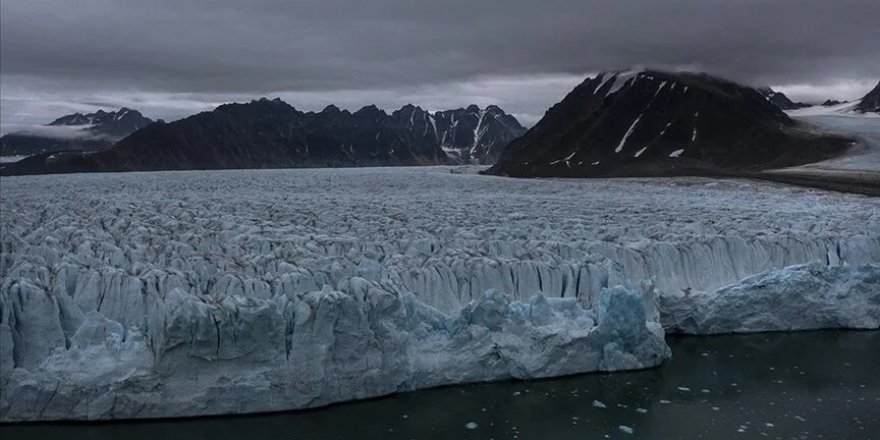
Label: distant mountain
xmin=0 ymin=108 xmax=152 ymax=157
xmin=372 ymin=103 xmax=525 ymax=165
xmin=429 ymin=105 xmax=526 ymax=164
xmin=821 ymin=99 xmax=846 ymax=107
xmin=757 ymin=87 xmax=809 ymax=110
xmin=0 ymin=99 xmax=524 ymax=175
xmin=854 ymin=81 xmax=880 ymax=113
xmin=486 ymin=70 xmax=851 ymax=178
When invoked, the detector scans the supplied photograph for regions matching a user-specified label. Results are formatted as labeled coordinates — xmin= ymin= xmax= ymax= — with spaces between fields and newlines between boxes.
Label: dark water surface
xmin=3 ymin=331 xmax=878 ymax=440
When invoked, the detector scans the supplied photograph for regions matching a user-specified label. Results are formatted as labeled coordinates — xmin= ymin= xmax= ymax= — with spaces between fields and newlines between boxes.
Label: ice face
xmin=661 ymin=263 xmax=880 ymax=334
xmin=0 ymin=280 xmax=669 ymax=421
xmin=0 ymin=166 xmax=877 ymax=421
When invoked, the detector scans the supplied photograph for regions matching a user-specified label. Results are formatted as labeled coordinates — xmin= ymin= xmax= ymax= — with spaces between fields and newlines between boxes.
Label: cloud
xmin=2 ymin=73 xmax=587 ymax=129
xmin=774 ymin=79 xmax=880 ymax=104
xmin=0 ymin=124 xmax=113 ymax=141
xmin=1 ymin=0 xmax=878 ymax=127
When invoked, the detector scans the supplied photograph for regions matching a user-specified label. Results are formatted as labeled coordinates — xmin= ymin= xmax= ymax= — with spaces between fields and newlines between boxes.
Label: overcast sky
xmin=2 ymin=0 xmax=878 ymax=131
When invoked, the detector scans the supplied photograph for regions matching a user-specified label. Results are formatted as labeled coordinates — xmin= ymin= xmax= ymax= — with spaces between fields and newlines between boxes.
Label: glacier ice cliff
xmin=0 ymin=166 xmax=878 ymax=421
xmin=661 ymin=263 xmax=880 ymax=334
xmin=0 ymin=282 xmax=668 ymax=421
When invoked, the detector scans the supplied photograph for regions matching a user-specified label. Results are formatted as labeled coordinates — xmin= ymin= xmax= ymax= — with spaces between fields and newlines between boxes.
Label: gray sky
xmin=2 ymin=0 xmax=878 ymax=131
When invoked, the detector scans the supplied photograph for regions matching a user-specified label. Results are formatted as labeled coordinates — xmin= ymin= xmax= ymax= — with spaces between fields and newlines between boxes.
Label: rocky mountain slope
xmin=0 ymin=108 xmax=152 ymax=158
xmin=1 ymin=100 xmax=524 ymax=175
xmin=486 ymin=70 xmax=852 ymax=178
xmin=758 ymin=87 xmax=809 ymax=110
xmin=430 ymin=104 xmax=527 ymax=164
xmin=854 ymin=80 xmax=880 ymax=113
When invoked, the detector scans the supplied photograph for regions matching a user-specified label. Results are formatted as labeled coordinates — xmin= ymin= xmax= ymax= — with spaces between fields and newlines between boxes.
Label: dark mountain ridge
xmin=0 ymin=108 xmax=152 ymax=157
xmin=854 ymin=81 xmax=880 ymax=113
xmin=487 ymin=69 xmax=852 ymax=178
xmin=1 ymin=99 xmax=524 ymax=175
xmin=757 ymin=87 xmax=809 ymax=110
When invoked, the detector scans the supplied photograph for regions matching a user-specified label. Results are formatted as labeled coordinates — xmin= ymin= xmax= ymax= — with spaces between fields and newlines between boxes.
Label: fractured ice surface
xmin=0 ymin=166 xmax=878 ymax=421
xmin=0 ymin=281 xmax=668 ymax=421
xmin=662 ymin=263 xmax=880 ymax=334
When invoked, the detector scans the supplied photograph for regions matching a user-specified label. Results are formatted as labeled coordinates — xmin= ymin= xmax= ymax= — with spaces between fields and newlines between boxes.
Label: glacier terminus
xmin=1 ymin=166 xmax=878 ymax=421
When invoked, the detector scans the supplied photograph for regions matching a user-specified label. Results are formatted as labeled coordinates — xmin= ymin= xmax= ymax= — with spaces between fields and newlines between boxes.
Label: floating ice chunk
xmin=466 ymin=422 xmax=478 ymax=429
xmin=593 ymin=400 xmax=607 ymax=408
xmin=619 ymin=425 xmax=634 ymax=434
xmin=669 ymin=149 xmax=685 ymax=158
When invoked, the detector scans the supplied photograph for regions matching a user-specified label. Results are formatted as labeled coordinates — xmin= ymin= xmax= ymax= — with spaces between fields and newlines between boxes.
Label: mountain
xmin=0 ymin=99 xmax=524 ymax=175
xmin=821 ymin=99 xmax=846 ymax=107
xmin=854 ymin=80 xmax=880 ymax=113
xmin=430 ymin=105 xmax=526 ymax=164
xmin=0 ymin=108 xmax=152 ymax=157
xmin=486 ymin=70 xmax=851 ymax=178
xmin=757 ymin=87 xmax=809 ymax=110
xmin=369 ymin=103 xmax=525 ymax=165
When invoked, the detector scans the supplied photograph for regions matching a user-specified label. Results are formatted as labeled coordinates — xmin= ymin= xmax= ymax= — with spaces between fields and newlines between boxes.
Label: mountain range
xmin=0 ymin=101 xmax=524 ymax=175
xmin=0 ymin=108 xmax=152 ymax=158
xmin=2 ymin=72 xmax=874 ymax=178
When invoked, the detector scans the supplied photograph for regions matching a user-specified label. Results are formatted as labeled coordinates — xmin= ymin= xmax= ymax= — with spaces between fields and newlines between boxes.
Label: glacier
xmin=1 ymin=166 xmax=878 ymax=421
xmin=662 ymin=263 xmax=880 ymax=334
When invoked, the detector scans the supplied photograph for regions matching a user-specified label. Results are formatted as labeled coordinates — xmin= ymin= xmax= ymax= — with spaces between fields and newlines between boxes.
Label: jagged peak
xmin=394 ymin=103 xmax=425 ymax=114
xmin=251 ymin=97 xmax=287 ymax=105
xmin=47 ymin=107 xmax=151 ymax=126
xmin=855 ymin=80 xmax=880 ymax=113
xmin=354 ymin=104 xmax=387 ymax=117
xmin=215 ymin=97 xmax=297 ymax=114
xmin=484 ymin=104 xmax=505 ymax=114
